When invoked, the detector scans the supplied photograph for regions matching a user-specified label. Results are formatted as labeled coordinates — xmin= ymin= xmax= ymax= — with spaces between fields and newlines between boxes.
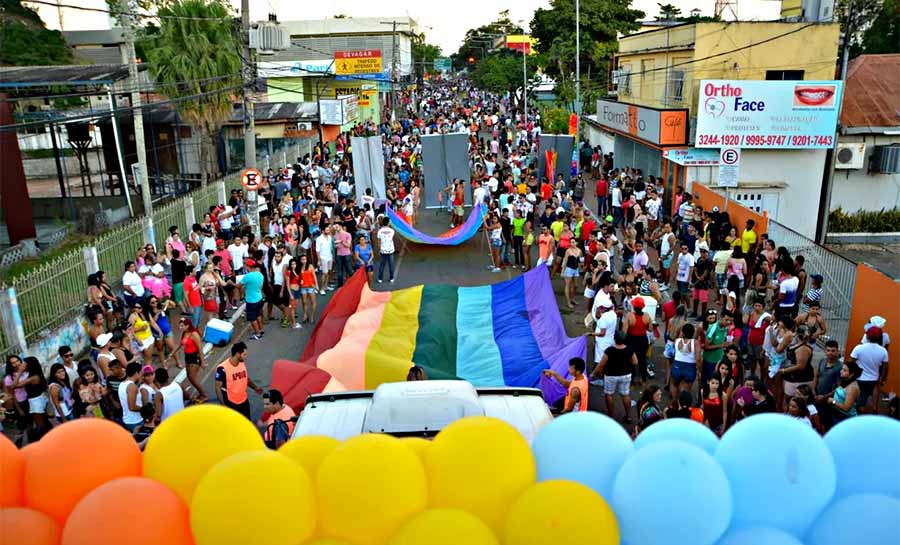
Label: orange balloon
xmin=62 ymin=477 xmax=192 ymax=545
xmin=0 ymin=507 xmax=60 ymax=545
xmin=24 ymin=419 xmax=142 ymax=525
xmin=0 ymin=434 xmax=24 ymax=507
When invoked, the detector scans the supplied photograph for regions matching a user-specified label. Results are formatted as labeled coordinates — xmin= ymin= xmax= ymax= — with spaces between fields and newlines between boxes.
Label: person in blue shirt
xmin=239 ymin=260 xmax=266 ymax=341
xmin=353 ymin=235 xmax=374 ymax=282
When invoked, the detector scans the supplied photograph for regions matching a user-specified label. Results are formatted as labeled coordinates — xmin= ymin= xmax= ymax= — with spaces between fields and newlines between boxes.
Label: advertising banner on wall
xmin=334 ymin=50 xmax=383 ymax=76
xmin=695 ymin=80 xmax=843 ymax=149
xmin=596 ymin=99 xmax=688 ymax=146
xmin=663 ymin=148 xmax=720 ymax=166
xmin=257 ymin=60 xmax=333 ymax=78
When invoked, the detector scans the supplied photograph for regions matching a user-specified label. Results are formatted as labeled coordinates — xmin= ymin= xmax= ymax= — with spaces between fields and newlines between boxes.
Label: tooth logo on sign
xmin=704 ymin=97 xmax=726 ymax=117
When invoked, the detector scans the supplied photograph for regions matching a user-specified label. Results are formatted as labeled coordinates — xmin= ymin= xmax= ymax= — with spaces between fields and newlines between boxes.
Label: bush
xmin=828 ymin=207 xmax=900 ymax=233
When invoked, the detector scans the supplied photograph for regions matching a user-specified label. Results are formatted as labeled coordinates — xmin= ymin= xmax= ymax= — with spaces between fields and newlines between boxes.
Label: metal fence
xmin=152 ymin=199 xmax=189 ymax=251
xmin=767 ymin=219 xmax=857 ymax=350
xmin=96 ymin=220 xmax=146 ymax=290
xmin=14 ymin=246 xmax=90 ymax=345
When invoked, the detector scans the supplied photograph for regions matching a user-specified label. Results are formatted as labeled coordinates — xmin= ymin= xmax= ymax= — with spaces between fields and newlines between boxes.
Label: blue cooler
xmin=203 ymin=318 xmax=234 ymax=347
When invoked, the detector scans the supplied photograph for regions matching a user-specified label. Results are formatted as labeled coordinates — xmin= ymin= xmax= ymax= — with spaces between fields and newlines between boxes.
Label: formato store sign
xmin=334 ymin=50 xmax=383 ymax=76
xmin=596 ymin=99 xmax=687 ymax=146
xmin=695 ymin=80 xmax=843 ymax=149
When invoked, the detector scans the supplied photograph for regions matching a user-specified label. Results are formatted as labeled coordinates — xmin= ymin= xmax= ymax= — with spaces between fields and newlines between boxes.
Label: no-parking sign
xmin=717 ymin=148 xmax=740 ymax=188
xmin=240 ymin=167 xmax=263 ymax=191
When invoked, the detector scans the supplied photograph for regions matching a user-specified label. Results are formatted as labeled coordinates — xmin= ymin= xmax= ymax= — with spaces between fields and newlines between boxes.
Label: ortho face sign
xmin=695 ymin=80 xmax=843 ymax=149
xmin=596 ymin=99 xmax=687 ymax=146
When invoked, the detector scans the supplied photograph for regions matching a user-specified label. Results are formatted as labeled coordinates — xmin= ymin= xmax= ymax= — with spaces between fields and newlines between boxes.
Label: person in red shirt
xmin=581 ymin=211 xmax=597 ymax=243
xmin=595 ymin=176 xmax=609 ymax=217
xmin=182 ymin=274 xmax=203 ymax=327
xmin=540 ymin=179 xmax=553 ymax=203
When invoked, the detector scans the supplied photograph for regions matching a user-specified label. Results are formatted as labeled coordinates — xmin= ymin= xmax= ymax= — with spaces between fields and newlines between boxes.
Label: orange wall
xmin=846 ymin=263 xmax=900 ymax=396
xmin=691 ymin=182 xmax=768 ymax=236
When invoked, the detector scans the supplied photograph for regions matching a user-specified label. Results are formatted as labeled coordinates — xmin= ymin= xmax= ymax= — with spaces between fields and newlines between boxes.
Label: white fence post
xmin=83 ymin=246 xmax=100 ymax=276
xmin=142 ymin=217 xmax=156 ymax=247
xmin=184 ymin=195 xmax=196 ymax=228
xmin=0 ymin=287 xmax=28 ymax=355
xmin=216 ymin=180 xmax=227 ymax=205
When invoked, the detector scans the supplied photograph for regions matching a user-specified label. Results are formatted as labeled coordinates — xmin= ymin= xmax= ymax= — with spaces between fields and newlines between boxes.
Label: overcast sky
xmin=30 ymin=0 xmax=781 ymax=55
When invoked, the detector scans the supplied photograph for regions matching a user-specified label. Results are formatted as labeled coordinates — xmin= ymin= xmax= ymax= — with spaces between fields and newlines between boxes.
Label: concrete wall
xmin=0 ymin=196 xmax=142 ymax=221
xmin=23 ymin=153 xmax=104 ymax=179
xmin=831 ymin=134 xmax=900 ymax=213
xmin=583 ymin=120 xmax=616 ymax=156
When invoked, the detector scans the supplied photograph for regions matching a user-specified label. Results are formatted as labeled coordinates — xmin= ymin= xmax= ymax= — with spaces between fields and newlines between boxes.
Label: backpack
xmin=265 ymin=419 xmax=291 ymax=449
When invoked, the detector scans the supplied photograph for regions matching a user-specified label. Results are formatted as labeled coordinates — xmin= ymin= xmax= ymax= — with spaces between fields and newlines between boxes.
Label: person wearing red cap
xmin=849 ymin=326 xmax=889 ymax=413
xmin=623 ymin=296 xmax=653 ymax=385
xmin=239 ymin=259 xmax=266 ymax=341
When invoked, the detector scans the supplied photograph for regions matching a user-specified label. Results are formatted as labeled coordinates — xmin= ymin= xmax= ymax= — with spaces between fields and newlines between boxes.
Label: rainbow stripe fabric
xmin=312 ymin=266 xmax=587 ymax=404
xmin=385 ymin=202 xmax=486 ymax=245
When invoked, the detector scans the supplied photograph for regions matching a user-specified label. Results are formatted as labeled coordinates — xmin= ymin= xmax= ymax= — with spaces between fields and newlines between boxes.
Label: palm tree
xmin=142 ymin=0 xmax=242 ymax=184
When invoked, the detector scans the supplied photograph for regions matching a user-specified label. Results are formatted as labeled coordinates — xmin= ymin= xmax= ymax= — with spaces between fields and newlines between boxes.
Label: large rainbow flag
xmin=385 ymin=202 xmax=486 ymax=245
xmin=283 ymin=266 xmax=586 ymax=405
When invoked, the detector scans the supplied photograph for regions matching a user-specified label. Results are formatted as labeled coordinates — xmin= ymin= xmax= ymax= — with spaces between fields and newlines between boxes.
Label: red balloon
xmin=63 ymin=477 xmax=193 ymax=545
xmin=25 ymin=419 xmax=142 ymax=525
xmin=0 ymin=434 xmax=24 ymax=507
xmin=0 ymin=507 xmax=60 ymax=545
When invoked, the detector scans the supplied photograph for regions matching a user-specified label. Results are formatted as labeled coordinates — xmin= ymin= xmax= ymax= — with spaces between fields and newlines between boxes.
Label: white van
xmin=290 ymin=380 xmax=553 ymax=443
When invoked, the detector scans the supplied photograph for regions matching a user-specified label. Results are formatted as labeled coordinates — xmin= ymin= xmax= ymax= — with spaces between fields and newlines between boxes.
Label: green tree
xmin=542 ymin=108 xmax=571 ymax=134
xmin=471 ymin=49 xmax=538 ymax=95
xmin=835 ymin=0 xmax=882 ymax=58
xmin=656 ymin=3 xmax=681 ymax=20
xmin=412 ymin=37 xmax=442 ymax=79
xmin=140 ymin=0 xmax=241 ymax=182
xmin=531 ymin=0 xmax=643 ymax=88
xmin=0 ymin=0 xmax=73 ymax=66
xmin=452 ymin=10 xmax=523 ymax=69
xmin=856 ymin=0 xmax=899 ymax=55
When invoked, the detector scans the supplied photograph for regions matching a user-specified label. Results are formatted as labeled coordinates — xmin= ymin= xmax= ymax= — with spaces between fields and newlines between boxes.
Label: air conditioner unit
xmin=296 ymin=122 xmax=312 ymax=131
xmin=249 ymin=22 xmax=290 ymax=54
xmin=835 ymin=142 xmax=865 ymax=169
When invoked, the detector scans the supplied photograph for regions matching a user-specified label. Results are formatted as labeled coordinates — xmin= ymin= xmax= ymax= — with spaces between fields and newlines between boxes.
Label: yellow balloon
xmin=387 ymin=509 xmax=499 ymax=545
xmin=317 ymin=434 xmax=427 ymax=545
xmin=425 ymin=417 xmax=535 ymax=534
xmin=143 ymin=405 xmax=265 ymax=504
xmin=191 ymin=451 xmax=316 ymax=545
xmin=303 ymin=540 xmax=354 ymax=545
xmin=403 ymin=438 xmax=431 ymax=464
xmin=504 ymin=480 xmax=619 ymax=545
xmin=279 ymin=435 xmax=340 ymax=480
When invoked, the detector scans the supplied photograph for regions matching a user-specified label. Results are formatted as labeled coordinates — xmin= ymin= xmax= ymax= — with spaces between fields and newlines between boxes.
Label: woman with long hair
xmin=47 ymin=363 xmax=74 ymax=424
xmin=76 ymin=365 xmax=107 ymax=418
xmin=623 ymin=297 xmax=653 ymax=385
xmin=286 ymin=258 xmax=303 ymax=330
xmin=702 ymin=376 xmax=726 ymax=436
xmin=127 ymin=301 xmax=160 ymax=364
xmin=827 ymin=361 xmax=862 ymax=428
xmin=637 ymin=385 xmax=664 ymax=434
xmin=13 ymin=357 xmax=51 ymax=441
xmin=149 ymin=297 xmax=180 ymax=369
xmin=298 ymin=253 xmax=318 ymax=323
xmin=199 ymin=261 xmax=224 ymax=329
xmin=670 ymin=322 xmax=700 ymax=401
xmin=3 ymin=355 xmax=29 ymax=444
xmin=562 ymin=240 xmax=584 ymax=309
xmin=167 ymin=317 xmax=207 ymax=403
xmin=522 ymin=219 xmax=534 ymax=271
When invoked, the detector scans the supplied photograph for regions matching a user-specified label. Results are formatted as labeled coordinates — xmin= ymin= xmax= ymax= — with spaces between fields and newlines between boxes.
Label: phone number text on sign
xmin=697 ymin=134 xmax=833 ymax=148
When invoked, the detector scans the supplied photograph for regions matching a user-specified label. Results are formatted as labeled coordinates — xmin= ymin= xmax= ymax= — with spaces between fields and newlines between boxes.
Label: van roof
xmin=292 ymin=380 xmax=552 ymax=443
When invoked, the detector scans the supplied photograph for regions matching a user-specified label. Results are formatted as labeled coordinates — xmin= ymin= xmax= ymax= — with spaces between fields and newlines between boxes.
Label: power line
xmin=0 ymin=72 xmax=243 ymax=102
xmin=22 ymin=0 xmax=232 ymax=21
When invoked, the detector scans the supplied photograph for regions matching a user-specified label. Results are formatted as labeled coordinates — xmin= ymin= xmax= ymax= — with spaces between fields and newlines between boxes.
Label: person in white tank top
xmin=118 ymin=363 xmax=144 ymax=430
xmin=669 ymin=322 xmax=700 ymax=400
xmin=155 ymin=368 xmax=186 ymax=421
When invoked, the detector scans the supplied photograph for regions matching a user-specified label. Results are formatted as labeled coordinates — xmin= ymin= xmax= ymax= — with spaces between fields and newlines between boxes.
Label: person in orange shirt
xmin=215 ymin=342 xmax=263 ymax=420
xmin=537 ymin=226 xmax=555 ymax=267
xmin=544 ymin=358 xmax=590 ymax=413
xmin=259 ymin=389 xmax=295 ymax=445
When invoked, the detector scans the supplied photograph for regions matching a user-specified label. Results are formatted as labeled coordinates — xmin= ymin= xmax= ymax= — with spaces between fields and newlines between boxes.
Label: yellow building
xmin=584 ymin=21 xmax=841 ymax=238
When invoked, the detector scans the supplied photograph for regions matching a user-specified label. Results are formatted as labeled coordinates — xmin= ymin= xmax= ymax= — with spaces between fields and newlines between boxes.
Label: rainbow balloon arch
xmin=2 ymin=408 xmax=898 ymax=545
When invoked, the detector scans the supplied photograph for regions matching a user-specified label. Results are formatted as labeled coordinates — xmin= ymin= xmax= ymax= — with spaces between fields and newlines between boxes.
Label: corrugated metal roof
xmin=73 ymin=48 xmax=124 ymax=66
xmin=0 ymin=64 xmax=135 ymax=87
xmin=63 ymin=29 xmax=126 ymax=46
xmin=841 ymin=54 xmax=900 ymax=130
xmin=227 ymin=101 xmax=318 ymax=123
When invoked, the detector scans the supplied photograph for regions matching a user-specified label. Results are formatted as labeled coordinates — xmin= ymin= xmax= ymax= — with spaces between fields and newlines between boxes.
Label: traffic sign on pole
xmin=717 ymin=148 xmax=741 ymax=188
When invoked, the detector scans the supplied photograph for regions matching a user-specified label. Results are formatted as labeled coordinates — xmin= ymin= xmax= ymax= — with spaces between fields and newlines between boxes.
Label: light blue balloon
xmin=824 ymin=415 xmax=900 ymax=499
xmin=532 ymin=411 xmax=633 ymax=500
xmin=716 ymin=527 xmax=804 ymax=545
xmin=807 ymin=494 xmax=900 ymax=545
xmin=715 ymin=414 xmax=836 ymax=536
xmin=635 ymin=417 xmax=720 ymax=455
xmin=613 ymin=440 xmax=732 ymax=545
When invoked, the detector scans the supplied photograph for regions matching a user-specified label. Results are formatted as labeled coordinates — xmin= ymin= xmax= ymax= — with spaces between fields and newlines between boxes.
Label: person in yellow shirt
xmin=550 ymin=214 xmax=565 ymax=241
xmin=740 ymin=219 xmax=758 ymax=254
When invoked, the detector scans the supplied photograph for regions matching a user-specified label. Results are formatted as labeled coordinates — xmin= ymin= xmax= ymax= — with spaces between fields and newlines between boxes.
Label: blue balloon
xmin=715 ymin=414 xmax=836 ymax=537
xmin=807 ymin=494 xmax=900 ymax=545
xmin=824 ymin=415 xmax=900 ymax=499
xmin=716 ymin=527 xmax=803 ymax=545
xmin=613 ymin=440 xmax=732 ymax=545
xmin=635 ymin=417 xmax=720 ymax=455
xmin=532 ymin=412 xmax=633 ymax=500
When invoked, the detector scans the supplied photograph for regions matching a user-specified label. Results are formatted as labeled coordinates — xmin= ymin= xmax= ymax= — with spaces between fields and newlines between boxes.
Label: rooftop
xmin=227 ymin=102 xmax=318 ymax=124
xmin=0 ymin=64 xmax=137 ymax=89
xmin=840 ymin=54 xmax=900 ymax=132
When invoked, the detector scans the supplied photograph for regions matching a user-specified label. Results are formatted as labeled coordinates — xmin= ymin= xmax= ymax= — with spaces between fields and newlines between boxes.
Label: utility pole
xmin=121 ymin=1 xmax=151 ymax=213
xmin=241 ymin=0 xmax=256 ymax=170
xmin=381 ymin=20 xmax=409 ymax=121
xmin=574 ymin=0 xmax=581 ymax=175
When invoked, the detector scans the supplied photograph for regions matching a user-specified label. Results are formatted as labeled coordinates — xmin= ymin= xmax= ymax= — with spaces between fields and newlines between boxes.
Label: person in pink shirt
xmin=334 ymin=224 xmax=354 ymax=287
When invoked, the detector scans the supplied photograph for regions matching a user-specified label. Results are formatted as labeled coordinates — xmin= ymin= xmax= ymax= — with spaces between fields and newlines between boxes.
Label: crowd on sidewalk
xmin=3 ymin=75 xmax=895 ymax=452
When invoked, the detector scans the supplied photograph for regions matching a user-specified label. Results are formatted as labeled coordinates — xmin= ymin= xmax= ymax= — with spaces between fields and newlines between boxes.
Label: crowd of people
xmin=2 ymin=76 xmax=894 ymax=450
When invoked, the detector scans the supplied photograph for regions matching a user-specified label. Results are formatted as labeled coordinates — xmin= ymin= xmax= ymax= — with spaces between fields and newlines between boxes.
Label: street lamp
xmin=518 ymin=20 xmax=528 ymax=123
xmin=575 ymin=0 xmax=581 ymax=174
